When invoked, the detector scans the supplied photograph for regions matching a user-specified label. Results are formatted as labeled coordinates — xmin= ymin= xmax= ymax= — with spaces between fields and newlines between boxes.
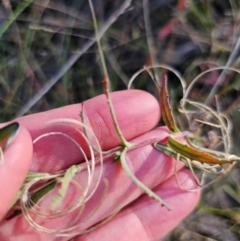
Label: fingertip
xmin=159 ymin=169 xmax=201 ymax=194
xmin=0 ymin=124 xmax=33 ymax=219
xmin=136 ymin=169 xmax=201 ymax=239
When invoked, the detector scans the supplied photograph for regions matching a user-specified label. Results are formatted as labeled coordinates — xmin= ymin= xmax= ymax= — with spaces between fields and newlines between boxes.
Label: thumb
xmin=0 ymin=123 xmax=33 ymax=219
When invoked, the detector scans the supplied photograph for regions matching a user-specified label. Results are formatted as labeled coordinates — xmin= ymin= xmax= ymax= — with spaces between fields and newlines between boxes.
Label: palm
xmin=0 ymin=90 xmax=199 ymax=241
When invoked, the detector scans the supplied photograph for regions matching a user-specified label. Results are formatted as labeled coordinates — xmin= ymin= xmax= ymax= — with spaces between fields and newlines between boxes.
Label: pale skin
xmin=0 ymin=90 xmax=200 ymax=241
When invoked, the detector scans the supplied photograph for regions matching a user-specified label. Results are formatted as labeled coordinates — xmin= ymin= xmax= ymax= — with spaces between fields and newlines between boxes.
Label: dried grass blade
xmin=160 ymin=75 xmax=179 ymax=133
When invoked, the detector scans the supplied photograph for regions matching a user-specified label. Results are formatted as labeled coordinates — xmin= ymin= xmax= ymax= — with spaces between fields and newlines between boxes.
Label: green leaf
xmin=160 ymin=75 xmax=179 ymax=133
xmin=168 ymin=136 xmax=234 ymax=165
xmin=154 ymin=142 xmax=179 ymax=159
xmin=27 ymin=180 xmax=57 ymax=208
xmin=51 ymin=165 xmax=79 ymax=210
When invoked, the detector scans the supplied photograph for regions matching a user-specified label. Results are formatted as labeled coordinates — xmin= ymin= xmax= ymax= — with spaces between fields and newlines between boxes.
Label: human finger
xmin=0 ymin=124 xmax=32 ymax=219
xmin=0 ymin=127 xmax=185 ymax=241
xmin=77 ymin=169 xmax=200 ymax=241
xmin=17 ymin=90 xmax=161 ymax=172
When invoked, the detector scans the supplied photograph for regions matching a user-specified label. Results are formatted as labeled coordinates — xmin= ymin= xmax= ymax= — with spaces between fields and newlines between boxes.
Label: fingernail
xmin=0 ymin=122 xmax=19 ymax=151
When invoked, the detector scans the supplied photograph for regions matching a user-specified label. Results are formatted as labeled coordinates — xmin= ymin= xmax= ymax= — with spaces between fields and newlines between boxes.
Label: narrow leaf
xmin=168 ymin=136 xmax=235 ymax=165
xmin=160 ymin=75 xmax=179 ymax=132
xmin=51 ymin=165 xmax=79 ymax=209
xmin=154 ymin=142 xmax=178 ymax=158
xmin=27 ymin=180 xmax=57 ymax=208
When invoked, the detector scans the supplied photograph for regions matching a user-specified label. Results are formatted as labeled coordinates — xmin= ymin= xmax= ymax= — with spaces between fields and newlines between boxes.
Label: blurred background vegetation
xmin=0 ymin=0 xmax=240 ymax=240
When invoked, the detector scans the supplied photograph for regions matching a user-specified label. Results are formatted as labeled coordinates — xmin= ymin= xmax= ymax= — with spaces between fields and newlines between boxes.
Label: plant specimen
xmin=2 ymin=0 xmax=240 ymax=238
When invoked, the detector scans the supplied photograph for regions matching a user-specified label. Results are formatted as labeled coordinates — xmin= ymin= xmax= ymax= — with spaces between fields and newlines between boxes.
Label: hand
xmin=0 ymin=90 xmax=200 ymax=241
